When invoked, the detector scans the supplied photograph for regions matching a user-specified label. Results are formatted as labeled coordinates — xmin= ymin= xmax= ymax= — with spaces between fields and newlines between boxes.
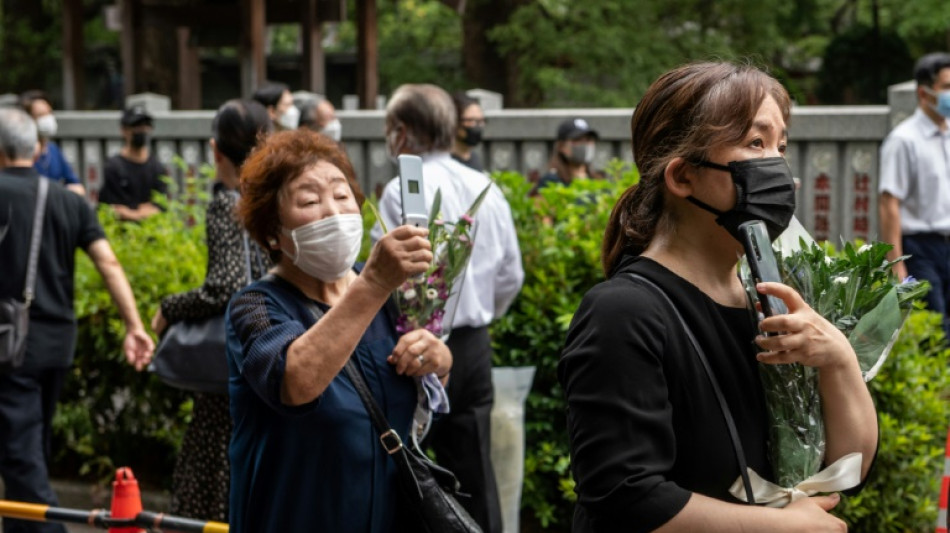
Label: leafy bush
xmin=53 ymin=169 xmax=212 ymax=488
xmin=835 ymin=310 xmax=950 ymax=532
xmin=490 ymin=164 xmax=638 ymax=529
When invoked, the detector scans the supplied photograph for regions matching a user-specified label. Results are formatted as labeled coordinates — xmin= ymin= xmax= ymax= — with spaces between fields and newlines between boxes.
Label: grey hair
xmin=0 ymin=107 xmax=38 ymax=161
xmin=385 ymin=84 xmax=456 ymax=153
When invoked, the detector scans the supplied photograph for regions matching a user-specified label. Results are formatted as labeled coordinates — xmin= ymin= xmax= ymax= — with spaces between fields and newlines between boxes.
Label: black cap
xmin=914 ymin=52 xmax=950 ymax=86
xmin=121 ymin=104 xmax=153 ymax=127
xmin=556 ymin=118 xmax=599 ymax=141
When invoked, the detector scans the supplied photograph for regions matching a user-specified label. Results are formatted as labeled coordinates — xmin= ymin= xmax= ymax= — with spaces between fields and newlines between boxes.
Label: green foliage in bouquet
xmin=781 ymin=240 xmax=930 ymax=377
xmin=371 ymin=185 xmax=491 ymax=336
xmin=754 ymin=239 xmax=931 ymax=491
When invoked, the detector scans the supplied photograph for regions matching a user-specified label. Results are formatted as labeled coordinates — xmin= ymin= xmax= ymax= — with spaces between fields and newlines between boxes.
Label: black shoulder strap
xmin=627 ymin=273 xmax=756 ymax=504
xmin=301 ymin=299 xmax=425 ymax=500
xmin=24 ymin=178 xmax=50 ymax=306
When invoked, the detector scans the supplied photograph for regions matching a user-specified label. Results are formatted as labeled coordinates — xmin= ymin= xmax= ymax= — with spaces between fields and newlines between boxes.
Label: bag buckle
xmin=379 ymin=429 xmax=403 ymax=454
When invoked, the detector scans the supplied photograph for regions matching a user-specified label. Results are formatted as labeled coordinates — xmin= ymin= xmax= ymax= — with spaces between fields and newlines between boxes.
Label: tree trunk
xmin=459 ymin=0 xmax=532 ymax=107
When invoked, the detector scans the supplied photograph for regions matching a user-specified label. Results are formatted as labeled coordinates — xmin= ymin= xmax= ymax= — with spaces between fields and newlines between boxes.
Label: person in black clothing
xmin=98 ymin=105 xmax=167 ymax=220
xmin=450 ymin=92 xmax=486 ymax=172
xmin=532 ymin=118 xmax=601 ymax=194
xmin=0 ymin=107 xmax=153 ymax=533
xmin=558 ymin=62 xmax=878 ymax=532
xmin=150 ymin=99 xmax=272 ymax=522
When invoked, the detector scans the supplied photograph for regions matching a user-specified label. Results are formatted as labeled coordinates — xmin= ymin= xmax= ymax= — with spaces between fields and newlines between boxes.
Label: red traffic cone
xmin=109 ymin=467 xmax=144 ymax=533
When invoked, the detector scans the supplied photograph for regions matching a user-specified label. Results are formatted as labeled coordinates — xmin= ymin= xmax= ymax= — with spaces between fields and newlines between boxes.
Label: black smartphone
xmin=738 ymin=220 xmax=788 ymax=318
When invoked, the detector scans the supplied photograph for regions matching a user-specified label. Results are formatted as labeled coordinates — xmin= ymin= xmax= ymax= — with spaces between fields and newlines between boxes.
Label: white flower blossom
xmin=857 ymin=244 xmax=872 ymax=254
xmin=426 ymin=288 xmax=439 ymax=300
xmin=833 ymin=276 xmax=849 ymax=284
xmin=404 ymin=288 xmax=417 ymax=300
xmin=824 ymin=256 xmax=834 ymax=265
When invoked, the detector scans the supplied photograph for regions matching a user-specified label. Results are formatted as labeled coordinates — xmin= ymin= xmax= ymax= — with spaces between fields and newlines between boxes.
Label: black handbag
xmin=342 ymin=359 xmax=483 ymax=533
xmin=151 ymin=315 xmax=228 ymax=393
xmin=0 ymin=178 xmax=49 ymax=371
xmin=151 ymin=222 xmax=261 ymax=394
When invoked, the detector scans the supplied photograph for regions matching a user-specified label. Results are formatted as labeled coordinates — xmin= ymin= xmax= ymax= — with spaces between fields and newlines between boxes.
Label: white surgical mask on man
xmin=36 ymin=114 xmax=57 ymax=138
xmin=321 ymin=119 xmax=343 ymax=142
xmin=279 ymin=105 xmax=301 ymax=130
xmin=282 ymin=213 xmax=363 ymax=282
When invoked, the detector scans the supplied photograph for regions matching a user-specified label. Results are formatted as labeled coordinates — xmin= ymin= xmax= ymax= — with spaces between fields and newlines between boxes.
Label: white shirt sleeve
xmin=490 ymin=189 xmax=525 ymax=317
xmin=371 ymin=177 xmax=401 ymax=244
xmin=878 ymin=133 xmax=913 ymax=200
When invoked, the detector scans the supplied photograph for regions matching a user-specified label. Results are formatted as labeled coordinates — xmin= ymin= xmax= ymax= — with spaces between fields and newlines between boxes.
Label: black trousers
xmin=903 ymin=233 xmax=950 ymax=339
xmin=0 ymin=367 xmax=68 ymax=533
xmin=425 ymin=326 xmax=502 ymax=533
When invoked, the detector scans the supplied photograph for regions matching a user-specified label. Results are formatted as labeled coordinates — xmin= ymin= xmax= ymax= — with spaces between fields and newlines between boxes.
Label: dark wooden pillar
xmin=301 ymin=0 xmax=325 ymax=94
xmin=177 ymin=27 xmax=202 ymax=109
xmin=62 ymin=0 xmax=85 ymax=109
xmin=356 ymin=0 xmax=378 ymax=109
xmin=120 ymin=0 xmax=142 ymax=98
xmin=241 ymin=0 xmax=266 ymax=97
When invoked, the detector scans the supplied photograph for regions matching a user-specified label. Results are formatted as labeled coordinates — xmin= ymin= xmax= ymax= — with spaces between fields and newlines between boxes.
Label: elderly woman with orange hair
xmin=225 ymin=130 xmax=452 ymax=531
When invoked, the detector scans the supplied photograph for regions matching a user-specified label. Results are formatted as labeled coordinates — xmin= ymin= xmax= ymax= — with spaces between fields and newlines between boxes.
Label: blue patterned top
xmin=226 ymin=273 xmax=416 ymax=532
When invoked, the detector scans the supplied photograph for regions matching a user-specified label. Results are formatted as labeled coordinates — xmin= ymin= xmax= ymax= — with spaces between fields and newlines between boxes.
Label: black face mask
xmin=461 ymin=126 xmax=482 ymax=147
xmin=686 ymin=156 xmax=797 ymax=242
xmin=130 ymin=131 xmax=149 ymax=149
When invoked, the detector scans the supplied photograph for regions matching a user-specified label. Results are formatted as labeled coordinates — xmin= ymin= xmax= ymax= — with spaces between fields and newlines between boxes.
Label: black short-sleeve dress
xmin=558 ymin=255 xmax=772 ymax=532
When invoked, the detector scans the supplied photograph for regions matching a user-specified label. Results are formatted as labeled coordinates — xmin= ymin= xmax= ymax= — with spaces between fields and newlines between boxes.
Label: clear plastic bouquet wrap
xmin=736 ymin=237 xmax=929 ymax=505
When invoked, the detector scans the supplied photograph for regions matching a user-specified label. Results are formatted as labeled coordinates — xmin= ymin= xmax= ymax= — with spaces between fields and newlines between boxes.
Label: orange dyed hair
xmin=237 ymin=129 xmax=364 ymax=261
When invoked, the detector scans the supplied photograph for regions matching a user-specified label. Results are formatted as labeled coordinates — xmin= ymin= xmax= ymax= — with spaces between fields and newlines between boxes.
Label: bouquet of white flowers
xmin=734 ymin=237 xmax=929 ymax=506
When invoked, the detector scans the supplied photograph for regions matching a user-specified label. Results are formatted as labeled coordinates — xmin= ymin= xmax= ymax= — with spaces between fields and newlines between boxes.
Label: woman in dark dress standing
xmin=151 ymin=99 xmax=271 ymax=521
xmin=558 ymin=62 xmax=878 ymax=532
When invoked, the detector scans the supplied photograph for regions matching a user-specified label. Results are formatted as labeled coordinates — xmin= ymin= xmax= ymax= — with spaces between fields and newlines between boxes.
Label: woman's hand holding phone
xmin=753 ymin=281 xmax=855 ymax=370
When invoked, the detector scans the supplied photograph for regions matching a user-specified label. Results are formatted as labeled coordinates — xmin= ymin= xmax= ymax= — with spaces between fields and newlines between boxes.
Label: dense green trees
xmin=2 ymin=0 xmax=948 ymax=107
xmin=362 ymin=0 xmax=950 ymax=106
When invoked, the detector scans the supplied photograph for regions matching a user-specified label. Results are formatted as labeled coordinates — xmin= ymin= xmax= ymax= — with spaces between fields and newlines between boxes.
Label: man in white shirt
xmin=372 ymin=84 xmax=523 ymax=533
xmin=879 ymin=52 xmax=950 ymax=338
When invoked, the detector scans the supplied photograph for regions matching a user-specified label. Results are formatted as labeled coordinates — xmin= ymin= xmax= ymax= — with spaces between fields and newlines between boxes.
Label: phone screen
xmin=408 ymin=180 xmax=420 ymax=194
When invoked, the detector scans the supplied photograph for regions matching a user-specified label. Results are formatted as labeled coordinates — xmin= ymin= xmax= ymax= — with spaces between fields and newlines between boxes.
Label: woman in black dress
xmin=151 ymin=99 xmax=271 ymax=521
xmin=558 ymin=62 xmax=878 ymax=532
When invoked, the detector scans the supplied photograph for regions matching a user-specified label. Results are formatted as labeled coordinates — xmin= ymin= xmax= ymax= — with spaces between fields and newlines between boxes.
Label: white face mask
xmin=36 ymin=114 xmax=57 ymax=138
xmin=320 ymin=119 xmax=342 ymax=142
xmin=282 ymin=213 xmax=363 ymax=282
xmin=279 ymin=105 xmax=301 ymax=130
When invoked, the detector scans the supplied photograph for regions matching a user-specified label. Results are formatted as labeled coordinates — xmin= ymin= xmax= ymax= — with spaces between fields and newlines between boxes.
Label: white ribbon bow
xmin=728 ymin=452 xmax=863 ymax=508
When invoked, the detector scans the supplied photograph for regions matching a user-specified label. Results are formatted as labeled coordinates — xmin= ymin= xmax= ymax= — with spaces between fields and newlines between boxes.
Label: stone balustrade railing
xmin=49 ymin=81 xmax=919 ymax=243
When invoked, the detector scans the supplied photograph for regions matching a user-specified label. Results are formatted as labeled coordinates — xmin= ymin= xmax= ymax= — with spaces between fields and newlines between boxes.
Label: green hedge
xmin=57 ymin=167 xmax=950 ymax=532
xmin=54 ymin=170 xmax=210 ymax=487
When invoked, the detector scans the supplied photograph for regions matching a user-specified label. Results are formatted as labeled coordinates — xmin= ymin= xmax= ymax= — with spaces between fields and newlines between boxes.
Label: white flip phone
xmin=398 ymin=154 xmax=428 ymax=227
